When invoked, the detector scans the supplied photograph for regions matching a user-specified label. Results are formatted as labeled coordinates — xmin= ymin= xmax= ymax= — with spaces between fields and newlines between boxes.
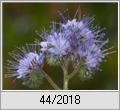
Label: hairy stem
xmin=63 ymin=68 xmax=68 ymax=90
xmin=41 ymin=70 xmax=61 ymax=90
xmin=68 ymin=69 xmax=78 ymax=80
xmin=68 ymin=65 xmax=81 ymax=80
xmin=62 ymin=59 xmax=69 ymax=90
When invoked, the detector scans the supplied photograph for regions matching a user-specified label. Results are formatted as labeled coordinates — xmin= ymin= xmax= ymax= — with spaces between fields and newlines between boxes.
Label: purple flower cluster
xmin=40 ymin=16 xmax=109 ymax=71
xmin=6 ymin=9 xmax=113 ymax=88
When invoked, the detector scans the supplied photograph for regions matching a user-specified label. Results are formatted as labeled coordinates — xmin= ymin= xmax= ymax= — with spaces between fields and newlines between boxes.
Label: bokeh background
xmin=3 ymin=3 xmax=118 ymax=90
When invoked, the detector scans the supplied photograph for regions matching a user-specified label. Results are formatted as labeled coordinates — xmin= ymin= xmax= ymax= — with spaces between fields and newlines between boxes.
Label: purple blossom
xmin=85 ymin=44 xmax=104 ymax=69
xmin=38 ymin=15 xmax=112 ymax=71
xmin=6 ymin=8 xmax=115 ymax=89
xmin=40 ymin=32 xmax=70 ymax=56
xmin=17 ymin=52 xmax=44 ymax=78
xmin=60 ymin=17 xmax=111 ymax=70
xmin=6 ymin=45 xmax=44 ymax=79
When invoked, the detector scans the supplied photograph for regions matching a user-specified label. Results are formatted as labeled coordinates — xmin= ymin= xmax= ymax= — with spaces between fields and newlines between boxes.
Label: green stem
xmin=68 ymin=68 xmax=78 ymax=80
xmin=63 ymin=68 xmax=68 ymax=90
xmin=41 ymin=70 xmax=61 ymax=90
xmin=62 ymin=58 xmax=69 ymax=90
xmin=68 ymin=65 xmax=81 ymax=80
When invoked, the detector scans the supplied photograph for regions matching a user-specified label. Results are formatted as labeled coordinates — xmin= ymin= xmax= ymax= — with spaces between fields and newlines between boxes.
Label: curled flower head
xmin=6 ymin=44 xmax=44 ymax=88
xmin=16 ymin=52 xmax=43 ymax=78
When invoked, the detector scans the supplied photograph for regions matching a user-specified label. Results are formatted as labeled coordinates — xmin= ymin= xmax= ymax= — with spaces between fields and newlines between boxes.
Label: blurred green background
xmin=3 ymin=3 xmax=118 ymax=90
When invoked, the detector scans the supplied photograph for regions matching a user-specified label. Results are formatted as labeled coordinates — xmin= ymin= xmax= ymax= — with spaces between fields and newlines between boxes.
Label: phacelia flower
xmin=37 ymin=11 xmax=114 ymax=73
xmin=6 ymin=8 xmax=115 ymax=89
xmin=6 ymin=45 xmax=44 ymax=88
xmin=16 ymin=52 xmax=43 ymax=78
xmin=40 ymin=31 xmax=70 ymax=56
xmin=59 ymin=16 xmax=112 ymax=71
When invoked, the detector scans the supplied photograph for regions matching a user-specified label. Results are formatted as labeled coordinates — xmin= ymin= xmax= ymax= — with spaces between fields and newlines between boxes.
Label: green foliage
xmin=23 ymin=70 xmax=44 ymax=88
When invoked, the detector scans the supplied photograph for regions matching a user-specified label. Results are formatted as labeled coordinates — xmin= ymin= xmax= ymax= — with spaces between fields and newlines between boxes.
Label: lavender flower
xmin=60 ymin=16 xmax=112 ymax=71
xmin=6 ymin=45 xmax=44 ymax=88
xmin=37 ymin=11 xmax=113 ymax=75
xmin=40 ymin=31 xmax=70 ymax=56
xmin=16 ymin=52 xmax=43 ymax=78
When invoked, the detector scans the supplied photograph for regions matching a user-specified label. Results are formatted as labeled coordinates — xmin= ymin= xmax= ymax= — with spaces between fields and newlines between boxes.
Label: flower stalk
xmin=68 ymin=65 xmax=81 ymax=80
xmin=41 ymin=70 xmax=61 ymax=90
xmin=62 ymin=59 xmax=69 ymax=90
xmin=63 ymin=67 xmax=69 ymax=90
